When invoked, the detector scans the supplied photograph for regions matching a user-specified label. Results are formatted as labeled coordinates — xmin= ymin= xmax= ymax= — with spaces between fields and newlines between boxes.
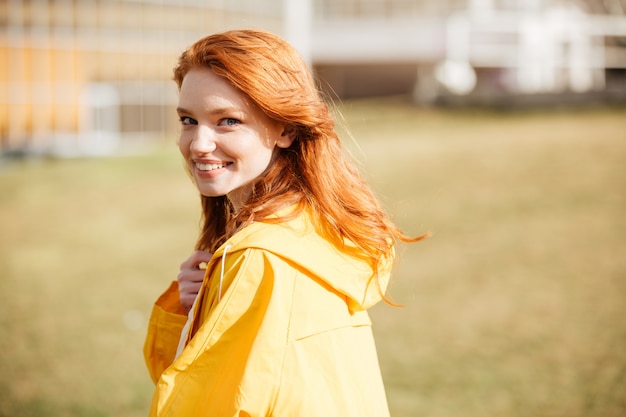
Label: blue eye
xmin=219 ymin=118 xmax=240 ymax=127
xmin=179 ymin=116 xmax=197 ymax=125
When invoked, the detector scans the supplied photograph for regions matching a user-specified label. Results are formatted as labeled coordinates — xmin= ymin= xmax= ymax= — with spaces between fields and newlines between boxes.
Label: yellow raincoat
xmin=144 ymin=210 xmax=394 ymax=416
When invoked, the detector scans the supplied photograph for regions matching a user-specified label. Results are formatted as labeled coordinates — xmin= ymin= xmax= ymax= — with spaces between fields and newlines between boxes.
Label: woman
xmin=144 ymin=29 xmax=424 ymax=416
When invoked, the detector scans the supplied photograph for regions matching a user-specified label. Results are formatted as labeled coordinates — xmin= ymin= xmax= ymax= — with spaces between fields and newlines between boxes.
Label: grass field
xmin=1 ymin=99 xmax=625 ymax=416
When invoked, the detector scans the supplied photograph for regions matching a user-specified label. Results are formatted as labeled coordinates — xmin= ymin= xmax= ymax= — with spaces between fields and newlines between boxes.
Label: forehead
xmin=178 ymin=67 xmax=249 ymax=109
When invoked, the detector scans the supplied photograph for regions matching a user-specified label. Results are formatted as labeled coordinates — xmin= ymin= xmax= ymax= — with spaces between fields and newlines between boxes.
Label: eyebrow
xmin=176 ymin=106 xmax=242 ymax=116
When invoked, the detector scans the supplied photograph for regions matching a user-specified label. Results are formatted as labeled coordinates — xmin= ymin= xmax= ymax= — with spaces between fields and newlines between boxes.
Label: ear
xmin=276 ymin=124 xmax=297 ymax=149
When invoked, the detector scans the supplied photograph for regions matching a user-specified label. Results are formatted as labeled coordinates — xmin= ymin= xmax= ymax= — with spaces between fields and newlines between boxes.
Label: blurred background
xmin=1 ymin=1 xmax=625 ymax=416
xmin=1 ymin=0 xmax=625 ymax=156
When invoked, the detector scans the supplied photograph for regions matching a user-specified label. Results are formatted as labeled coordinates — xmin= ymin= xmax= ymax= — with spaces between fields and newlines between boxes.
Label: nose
xmin=189 ymin=126 xmax=217 ymax=155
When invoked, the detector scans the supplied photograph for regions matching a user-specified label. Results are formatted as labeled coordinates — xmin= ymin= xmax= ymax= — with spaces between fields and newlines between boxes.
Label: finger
xmin=177 ymin=268 xmax=200 ymax=284
xmin=194 ymin=250 xmax=214 ymax=264
xmin=179 ymin=293 xmax=197 ymax=313
xmin=178 ymin=279 xmax=198 ymax=293
xmin=180 ymin=250 xmax=214 ymax=270
xmin=177 ymin=269 xmax=206 ymax=286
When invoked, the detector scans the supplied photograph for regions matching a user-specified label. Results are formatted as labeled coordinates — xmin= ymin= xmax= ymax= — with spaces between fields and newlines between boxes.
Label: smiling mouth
xmin=195 ymin=162 xmax=233 ymax=171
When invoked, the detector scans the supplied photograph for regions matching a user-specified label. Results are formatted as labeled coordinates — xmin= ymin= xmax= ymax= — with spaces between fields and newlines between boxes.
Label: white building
xmin=308 ymin=0 xmax=626 ymax=103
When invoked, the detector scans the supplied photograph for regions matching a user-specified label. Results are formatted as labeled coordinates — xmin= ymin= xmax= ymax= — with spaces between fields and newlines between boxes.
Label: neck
xmin=226 ymin=186 xmax=249 ymax=214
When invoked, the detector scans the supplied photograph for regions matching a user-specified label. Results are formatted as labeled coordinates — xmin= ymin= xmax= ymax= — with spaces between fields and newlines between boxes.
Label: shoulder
xmin=214 ymin=210 xmax=335 ymax=265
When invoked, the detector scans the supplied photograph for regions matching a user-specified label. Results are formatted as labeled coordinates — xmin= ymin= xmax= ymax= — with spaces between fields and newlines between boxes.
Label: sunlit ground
xmin=1 ymin=98 xmax=625 ymax=417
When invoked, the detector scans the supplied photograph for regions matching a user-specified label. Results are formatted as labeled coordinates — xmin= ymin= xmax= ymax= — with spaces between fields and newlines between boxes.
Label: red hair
xmin=173 ymin=30 xmax=425 ymax=276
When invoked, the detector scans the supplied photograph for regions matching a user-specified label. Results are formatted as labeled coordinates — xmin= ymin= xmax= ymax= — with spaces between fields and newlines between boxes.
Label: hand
xmin=177 ymin=250 xmax=213 ymax=314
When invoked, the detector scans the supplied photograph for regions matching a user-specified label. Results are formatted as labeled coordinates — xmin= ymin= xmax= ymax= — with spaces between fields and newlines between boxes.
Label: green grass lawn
xmin=1 ymin=100 xmax=625 ymax=416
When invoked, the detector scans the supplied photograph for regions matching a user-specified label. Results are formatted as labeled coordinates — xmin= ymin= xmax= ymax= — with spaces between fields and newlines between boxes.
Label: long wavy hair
xmin=173 ymin=29 xmax=424 ymax=276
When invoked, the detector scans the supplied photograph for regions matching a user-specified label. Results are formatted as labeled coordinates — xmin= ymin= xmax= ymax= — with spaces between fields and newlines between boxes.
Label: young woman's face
xmin=177 ymin=67 xmax=294 ymax=210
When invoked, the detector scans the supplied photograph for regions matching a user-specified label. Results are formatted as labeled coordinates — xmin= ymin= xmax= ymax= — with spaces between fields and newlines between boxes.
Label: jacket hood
xmin=211 ymin=211 xmax=394 ymax=312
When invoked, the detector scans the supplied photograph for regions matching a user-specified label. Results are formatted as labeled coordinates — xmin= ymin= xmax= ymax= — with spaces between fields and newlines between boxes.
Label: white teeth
xmin=196 ymin=162 xmax=229 ymax=171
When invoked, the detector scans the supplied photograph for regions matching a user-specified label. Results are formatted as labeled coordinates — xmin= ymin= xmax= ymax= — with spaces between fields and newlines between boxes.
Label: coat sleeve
xmin=148 ymin=249 xmax=293 ymax=417
xmin=143 ymin=281 xmax=188 ymax=384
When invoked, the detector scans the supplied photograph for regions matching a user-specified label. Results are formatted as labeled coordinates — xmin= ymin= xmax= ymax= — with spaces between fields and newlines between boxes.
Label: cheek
xmin=178 ymin=136 xmax=191 ymax=158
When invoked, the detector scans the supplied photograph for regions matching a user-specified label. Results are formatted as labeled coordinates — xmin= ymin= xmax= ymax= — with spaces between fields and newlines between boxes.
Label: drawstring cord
xmin=218 ymin=244 xmax=232 ymax=303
